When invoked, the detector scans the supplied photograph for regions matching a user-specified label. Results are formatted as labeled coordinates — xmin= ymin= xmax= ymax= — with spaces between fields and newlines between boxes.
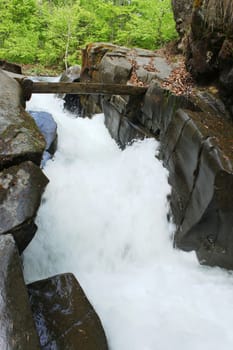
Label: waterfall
xmin=23 ymin=92 xmax=233 ymax=350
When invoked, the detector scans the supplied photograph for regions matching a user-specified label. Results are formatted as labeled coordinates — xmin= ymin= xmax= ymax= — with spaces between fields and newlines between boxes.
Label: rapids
xmin=23 ymin=92 xmax=233 ymax=350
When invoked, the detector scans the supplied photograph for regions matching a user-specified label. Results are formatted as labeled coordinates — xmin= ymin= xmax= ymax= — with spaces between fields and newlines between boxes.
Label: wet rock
xmin=79 ymin=42 xmax=233 ymax=269
xmin=0 ymin=234 xmax=40 ymax=349
xmin=27 ymin=273 xmax=109 ymax=350
xmin=0 ymin=161 xmax=49 ymax=253
xmin=141 ymin=81 xmax=233 ymax=269
xmin=103 ymin=97 xmax=146 ymax=148
xmin=0 ymin=69 xmax=46 ymax=169
xmin=29 ymin=111 xmax=57 ymax=167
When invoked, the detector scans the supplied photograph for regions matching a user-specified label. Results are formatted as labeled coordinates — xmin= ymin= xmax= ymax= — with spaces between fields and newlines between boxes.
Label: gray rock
xmin=99 ymin=54 xmax=132 ymax=84
xmin=0 ymin=161 xmax=49 ymax=253
xmin=0 ymin=234 xmax=40 ymax=350
xmin=27 ymin=273 xmax=108 ymax=350
xmin=141 ymin=80 xmax=233 ymax=269
xmin=60 ymin=65 xmax=81 ymax=83
xmin=0 ymin=69 xmax=46 ymax=169
xmin=29 ymin=111 xmax=57 ymax=167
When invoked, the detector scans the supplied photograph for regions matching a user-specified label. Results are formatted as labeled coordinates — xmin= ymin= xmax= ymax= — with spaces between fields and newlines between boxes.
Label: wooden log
xmin=31 ymin=82 xmax=147 ymax=96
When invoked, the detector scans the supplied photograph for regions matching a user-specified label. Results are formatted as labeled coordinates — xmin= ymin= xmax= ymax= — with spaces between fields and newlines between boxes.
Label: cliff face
xmin=79 ymin=42 xmax=233 ymax=270
xmin=173 ymin=0 xmax=233 ymax=117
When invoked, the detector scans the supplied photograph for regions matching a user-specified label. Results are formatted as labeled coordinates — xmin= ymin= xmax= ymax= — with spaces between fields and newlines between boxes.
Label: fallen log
xmin=2 ymin=69 xmax=147 ymax=99
xmin=31 ymin=82 xmax=147 ymax=96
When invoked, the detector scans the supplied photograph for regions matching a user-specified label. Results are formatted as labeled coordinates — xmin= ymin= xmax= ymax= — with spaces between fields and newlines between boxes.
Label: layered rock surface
xmin=0 ymin=234 xmax=40 ymax=350
xmin=0 ymin=65 xmax=109 ymax=349
xmin=28 ymin=273 xmax=109 ymax=350
xmin=0 ymin=69 xmax=46 ymax=170
xmin=172 ymin=0 xmax=233 ymax=117
xmin=0 ymin=161 xmax=48 ymax=253
xmin=80 ymin=42 xmax=233 ymax=269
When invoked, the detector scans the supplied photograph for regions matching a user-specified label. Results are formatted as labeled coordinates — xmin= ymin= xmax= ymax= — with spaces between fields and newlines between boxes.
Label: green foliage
xmin=0 ymin=0 xmax=178 ymax=68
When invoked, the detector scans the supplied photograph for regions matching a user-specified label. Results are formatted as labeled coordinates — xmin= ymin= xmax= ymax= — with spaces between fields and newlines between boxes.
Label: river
xmin=23 ymin=91 xmax=233 ymax=350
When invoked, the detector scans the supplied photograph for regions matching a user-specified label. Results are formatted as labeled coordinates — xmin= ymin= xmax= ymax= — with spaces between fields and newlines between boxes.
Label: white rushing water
xmin=24 ymin=92 xmax=233 ymax=350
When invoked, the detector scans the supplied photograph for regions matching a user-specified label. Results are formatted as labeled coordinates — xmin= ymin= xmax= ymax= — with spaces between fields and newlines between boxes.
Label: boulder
xmin=60 ymin=65 xmax=82 ymax=114
xmin=29 ymin=111 xmax=57 ymax=167
xmin=0 ymin=161 xmax=49 ymax=253
xmin=103 ymin=96 xmax=147 ymax=148
xmin=0 ymin=69 xmax=46 ymax=170
xmin=0 ymin=234 xmax=40 ymax=350
xmin=27 ymin=273 xmax=109 ymax=350
xmin=80 ymin=42 xmax=176 ymax=118
xmin=60 ymin=65 xmax=81 ymax=83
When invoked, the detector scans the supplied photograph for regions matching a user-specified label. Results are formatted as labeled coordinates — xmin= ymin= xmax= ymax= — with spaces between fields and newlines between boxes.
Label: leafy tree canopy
xmin=0 ymin=0 xmax=177 ymax=68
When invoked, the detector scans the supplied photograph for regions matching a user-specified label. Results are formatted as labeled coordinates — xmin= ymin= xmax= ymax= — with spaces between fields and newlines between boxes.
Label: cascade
xmin=23 ymin=92 xmax=233 ymax=350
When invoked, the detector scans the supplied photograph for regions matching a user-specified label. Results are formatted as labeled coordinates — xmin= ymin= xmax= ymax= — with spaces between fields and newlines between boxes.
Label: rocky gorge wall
xmin=77 ymin=42 xmax=233 ymax=270
xmin=0 ymin=68 xmax=108 ymax=349
xmin=172 ymin=0 xmax=233 ymax=117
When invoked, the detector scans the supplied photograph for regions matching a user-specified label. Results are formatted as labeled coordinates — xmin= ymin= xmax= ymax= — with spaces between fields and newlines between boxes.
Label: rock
xmin=0 ymin=69 xmax=46 ymax=170
xmin=60 ymin=65 xmax=81 ymax=83
xmin=60 ymin=65 xmax=82 ymax=114
xmin=140 ymin=79 xmax=233 ymax=269
xmin=183 ymin=0 xmax=233 ymax=117
xmin=78 ymin=42 xmax=233 ymax=269
xmin=27 ymin=273 xmax=109 ymax=350
xmin=29 ymin=111 xmax=57 ymax=167
xmin=103 ymin=96 xmax=146 ymax=148
xmin=80 ymin=42 xmax=176 ymax=117
xmin=0 ymin=234 xmax=40 ymax=350
xmin=0 ymin=161 xmax=49 ymax=253
xmin=0 ymin=60 xmax=22 ymax=74
xmin=99 ymin=53 xmax=132 ymax=84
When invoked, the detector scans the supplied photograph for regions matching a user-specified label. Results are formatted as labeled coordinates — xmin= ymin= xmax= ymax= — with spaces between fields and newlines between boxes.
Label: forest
xmin=0 ymin=0 xmax=177 ymax=71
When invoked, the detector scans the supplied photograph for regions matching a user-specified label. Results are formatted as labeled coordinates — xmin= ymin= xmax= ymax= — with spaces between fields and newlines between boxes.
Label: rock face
xmin=172 ymin=0 xmax=233 ymax=117
xmin=0 ymin=234 xmax=40 ymax=350
xmin=0 ymin=69 xmax=46 ymax=170
xmin=0 ymin=161 xmax=49 ymax=253
xmin=81 ymin=42 xmax=233 ymax=270
xmin=0 ymin=66 xmax=109 ymax=350
xmin=28 ymin=273 xmax=109 ymax=350
xmin=141 ymin=81 xmax=233 ymax=269
xmin=80 ymin=43 xmax=176 ymax=146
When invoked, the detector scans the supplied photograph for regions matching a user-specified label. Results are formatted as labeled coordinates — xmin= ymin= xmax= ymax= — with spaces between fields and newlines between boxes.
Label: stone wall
xmin=0 ymin=67 xmax=108 ymax=349
xmin=80 ymin=43 xmax=233 ymax=270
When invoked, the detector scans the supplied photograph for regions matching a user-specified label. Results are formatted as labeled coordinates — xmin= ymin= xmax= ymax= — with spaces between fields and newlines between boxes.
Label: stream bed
xmin=23 ymin=92 xmax=233 ymax=350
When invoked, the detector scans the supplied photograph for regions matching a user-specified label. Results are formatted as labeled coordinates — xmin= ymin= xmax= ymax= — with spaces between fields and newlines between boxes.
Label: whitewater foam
xmin=23 ymin=93 xmax=233 ymax=350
